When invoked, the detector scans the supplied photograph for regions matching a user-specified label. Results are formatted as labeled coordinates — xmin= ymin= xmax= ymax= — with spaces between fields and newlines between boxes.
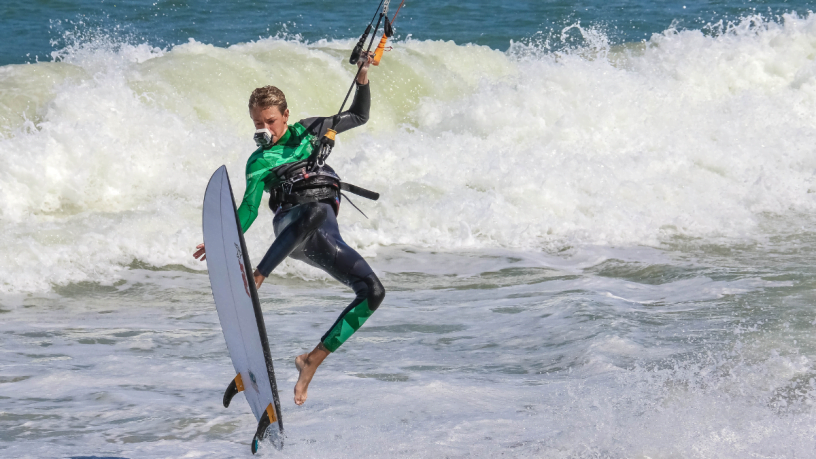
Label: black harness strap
xmin=279 ymin=189 xmax=338 ymax=205
xmin=339 ymin=182 xmax=379 ymax=201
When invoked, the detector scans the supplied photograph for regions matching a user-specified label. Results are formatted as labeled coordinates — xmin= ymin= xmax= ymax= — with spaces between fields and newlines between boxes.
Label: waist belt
xmin=279 ymin=186 xmax=339 ymax=205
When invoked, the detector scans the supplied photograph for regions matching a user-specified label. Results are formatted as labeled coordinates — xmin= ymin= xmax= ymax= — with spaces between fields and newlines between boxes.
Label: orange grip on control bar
xmin=373 ymin=35 xmax=388 ymax=66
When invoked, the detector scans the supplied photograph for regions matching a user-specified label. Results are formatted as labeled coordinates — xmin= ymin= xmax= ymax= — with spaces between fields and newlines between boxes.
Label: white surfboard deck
xmin=202 ymin=165 xmax=283 ymax=451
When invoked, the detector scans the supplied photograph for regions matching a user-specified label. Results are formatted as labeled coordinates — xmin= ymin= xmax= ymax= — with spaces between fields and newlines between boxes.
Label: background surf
xmin=2 ymin=2 xmax=816 ymax=458
xmin=2 ymin=11 xmax=816 ymax=292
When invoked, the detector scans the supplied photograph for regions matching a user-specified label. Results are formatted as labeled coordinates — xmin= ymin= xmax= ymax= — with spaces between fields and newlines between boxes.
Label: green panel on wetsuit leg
xmin=322 ymin=299 xmax=374 ymax=352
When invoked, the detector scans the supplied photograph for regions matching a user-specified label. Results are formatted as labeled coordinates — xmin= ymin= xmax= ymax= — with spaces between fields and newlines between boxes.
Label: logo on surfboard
xmin=235 ymin=243 xmax=251 ymax=298
xmin=248 ymin=371 xmax=260 ymax=393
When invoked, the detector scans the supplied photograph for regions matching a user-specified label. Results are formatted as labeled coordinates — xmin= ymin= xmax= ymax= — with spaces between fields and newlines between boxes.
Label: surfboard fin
xmin=223 ymin=373 xmax=245 ymax=408
xmin=251 ymin=403 xmax=283 ymax=453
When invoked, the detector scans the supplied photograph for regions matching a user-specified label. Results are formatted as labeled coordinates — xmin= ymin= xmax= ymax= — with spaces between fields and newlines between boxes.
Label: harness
xmin=267 ymin=160 xmax=379 ymax=217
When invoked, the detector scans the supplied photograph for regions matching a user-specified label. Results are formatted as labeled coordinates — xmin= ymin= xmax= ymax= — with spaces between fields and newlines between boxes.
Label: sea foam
xmin=2 ymin=14 xmax=816 ymax=292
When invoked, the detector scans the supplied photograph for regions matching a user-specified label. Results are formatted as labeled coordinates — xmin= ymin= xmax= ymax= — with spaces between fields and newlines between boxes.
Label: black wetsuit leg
xmin=256 ymin=202 xmax=385 ymax=352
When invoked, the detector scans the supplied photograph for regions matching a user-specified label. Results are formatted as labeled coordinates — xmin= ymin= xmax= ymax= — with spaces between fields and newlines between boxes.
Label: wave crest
xmin=2 ymin=13 xmax=816 ymax=292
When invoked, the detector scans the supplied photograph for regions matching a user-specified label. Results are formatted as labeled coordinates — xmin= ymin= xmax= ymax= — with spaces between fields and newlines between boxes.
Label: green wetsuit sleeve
xmin=236 ymin=165 xmax=269 ymax=234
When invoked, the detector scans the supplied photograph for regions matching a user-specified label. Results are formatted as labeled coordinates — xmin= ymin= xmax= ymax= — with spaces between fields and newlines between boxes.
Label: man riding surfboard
xmin=194 ymin=52 xmax=384 ymax=406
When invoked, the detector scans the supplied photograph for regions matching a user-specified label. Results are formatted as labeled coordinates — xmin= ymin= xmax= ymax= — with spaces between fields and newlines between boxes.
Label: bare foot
xmin=294 ymin=354 xmax=309 ymax=404
xmin=294 ymin=343 xmax=330 ymax=405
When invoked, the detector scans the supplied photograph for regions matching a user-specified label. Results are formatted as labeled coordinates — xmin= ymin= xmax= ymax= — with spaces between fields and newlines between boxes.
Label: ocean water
xmin=2 ymin=1 xmax=816 ymax=457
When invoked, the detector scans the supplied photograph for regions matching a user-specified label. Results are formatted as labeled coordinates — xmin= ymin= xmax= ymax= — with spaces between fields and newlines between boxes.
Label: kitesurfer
xmin=193 ymin=52 xmax=384 ymax=406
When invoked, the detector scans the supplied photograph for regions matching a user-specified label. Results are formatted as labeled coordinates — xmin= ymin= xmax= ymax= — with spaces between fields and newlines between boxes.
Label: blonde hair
xmin=248 ymin=85 xmax=288 ymax=113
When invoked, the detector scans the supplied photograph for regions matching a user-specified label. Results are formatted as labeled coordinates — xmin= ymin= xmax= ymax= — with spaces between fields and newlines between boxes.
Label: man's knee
xmin=364 ymin=273 xmax=385 ymax=311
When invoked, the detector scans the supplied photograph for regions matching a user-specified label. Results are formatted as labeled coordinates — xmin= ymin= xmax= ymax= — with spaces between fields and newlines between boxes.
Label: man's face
xmin=250 ymin=105 xmax=289 ymax=145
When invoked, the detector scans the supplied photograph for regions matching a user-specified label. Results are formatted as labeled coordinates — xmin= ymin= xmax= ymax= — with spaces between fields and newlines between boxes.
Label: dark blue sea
xmin=2 ymin=0 xmax=812 ymax=65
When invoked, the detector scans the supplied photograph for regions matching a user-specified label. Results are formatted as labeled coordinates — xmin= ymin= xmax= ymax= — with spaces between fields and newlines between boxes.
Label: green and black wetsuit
xmin=237 ymin=82 xmax=384 ymax=353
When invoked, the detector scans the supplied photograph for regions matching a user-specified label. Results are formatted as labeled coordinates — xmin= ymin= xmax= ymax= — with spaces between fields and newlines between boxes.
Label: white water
xmin=2 ymin=14 xmax=816 ymax=292
xmin=2 ymin=245 xmax=816 ymax=458
xmin=2 ymin=14 xmax=816 ymax=459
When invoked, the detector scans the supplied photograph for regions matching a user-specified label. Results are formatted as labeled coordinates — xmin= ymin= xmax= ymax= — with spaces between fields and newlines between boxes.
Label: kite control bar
xmin=373 ymin=0 xmax=405 ymax=65
xmin=311 ymin=0 xmax=406 ymax=170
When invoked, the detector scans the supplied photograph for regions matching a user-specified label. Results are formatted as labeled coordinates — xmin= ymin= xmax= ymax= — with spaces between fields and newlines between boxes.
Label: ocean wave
xmin=2 ymin=13 xmax=816 ymax=292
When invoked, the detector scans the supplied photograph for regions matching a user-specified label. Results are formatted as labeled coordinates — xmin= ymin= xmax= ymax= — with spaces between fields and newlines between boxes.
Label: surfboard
xmin=202 ymin=165 xmax=284 ymax=453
